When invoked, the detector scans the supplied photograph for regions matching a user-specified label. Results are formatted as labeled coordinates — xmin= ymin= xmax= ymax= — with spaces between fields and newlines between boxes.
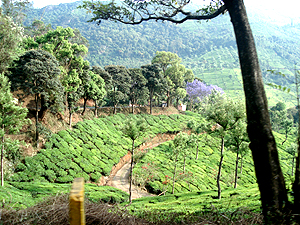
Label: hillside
xmin=23 ymin=1 xmax=300 ymax=105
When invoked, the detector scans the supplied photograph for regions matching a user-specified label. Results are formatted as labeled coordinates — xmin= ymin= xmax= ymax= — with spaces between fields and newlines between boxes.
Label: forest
xmin=1 ymin=0 xmax=300 ymax=224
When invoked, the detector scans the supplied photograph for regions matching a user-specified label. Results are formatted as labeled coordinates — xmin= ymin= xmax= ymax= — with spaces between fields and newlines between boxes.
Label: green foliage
xmin=0 ymin=182 xmax=128 ymax=209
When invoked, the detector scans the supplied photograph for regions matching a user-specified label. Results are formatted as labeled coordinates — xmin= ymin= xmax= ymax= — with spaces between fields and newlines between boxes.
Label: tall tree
xmin=104 ymin=65 xmax=131 ymax=114
xmin=9 ymin=50 xmax=63 ymax=147
xmin=128 ymin=68 xmax=149 ymax=114
xmin=122 ymin=118 xmax=147 ymax=203
xmin=0 ymin=73 xmax=29 ymax=186
xmin=204 ymin=95 xmax=245 ymax=199
xmin=151 ymin=51 xmax=181 ymax=107
xmin=80 ymin=0 xmax=291 ymax=221
xmin=141 ymin=64 xmax=166 ymax=114
xmin=80 ymin=69 xmax=106 ymax=116
xmin=1 ymin=0 xmax=30 ymax=24
xmin=225 ymin=120 xmax=249 ymax=188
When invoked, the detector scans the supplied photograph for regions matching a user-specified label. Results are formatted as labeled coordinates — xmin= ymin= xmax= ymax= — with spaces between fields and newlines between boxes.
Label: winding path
xmin=108 ymin=133 xmax=178 ymax=199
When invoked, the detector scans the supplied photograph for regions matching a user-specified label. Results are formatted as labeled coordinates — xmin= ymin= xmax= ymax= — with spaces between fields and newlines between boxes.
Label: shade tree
xmin=204 ymin=95 xmax=245 ymax=199
xmin=141 ymin=63 xmax=166 ymax=114
xmin=225 ymin=120 xmax=249 ymax=188
xmin=128 ymin=68 xmax=149 ymax=114
xmin=122 ymin=118 xmax=147 ymax=203
xmin=9 ymin=49 xmax=63 ymax=147
xmin=104 ymin=65 xmax=131 ymax=114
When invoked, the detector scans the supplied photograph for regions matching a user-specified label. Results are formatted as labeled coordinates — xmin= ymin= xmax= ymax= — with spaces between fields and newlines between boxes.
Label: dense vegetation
xmin=23 ymin=1 xmax=300 ymax=104
xmin=2 ymin=0 xmax=300 ymax=223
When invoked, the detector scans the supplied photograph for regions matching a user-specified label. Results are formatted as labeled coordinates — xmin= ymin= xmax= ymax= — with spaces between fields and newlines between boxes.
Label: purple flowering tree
xmin=186 ymin=80 xmax=224 ymax=108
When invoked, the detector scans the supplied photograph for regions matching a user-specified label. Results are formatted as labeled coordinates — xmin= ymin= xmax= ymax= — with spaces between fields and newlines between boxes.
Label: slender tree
xmin=205 ymin=95 xmax=245 ymax=199
xmin=122 ymin=119 xmax=147 ymax=203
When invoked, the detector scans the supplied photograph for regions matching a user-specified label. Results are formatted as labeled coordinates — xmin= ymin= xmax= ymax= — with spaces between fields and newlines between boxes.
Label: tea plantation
xmin=10 ymin=113 xmax=203 ymax=184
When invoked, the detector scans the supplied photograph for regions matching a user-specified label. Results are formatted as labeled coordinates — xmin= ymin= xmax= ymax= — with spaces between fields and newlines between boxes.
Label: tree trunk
xmin=94 ymin=99 xmax=98 ymax=118
xmin=69 ymin=104 xmax=72 ymax=129
xmin=183 ymin=156 xmax=186 ymax=173
xmin=39 ymin=95 xmax=48 ymax=121
xmin=196 ymin=142 xmax=199 ymax=160
xmin=1 ymin=125 xmax=4 ymax=187
xmin=82 ymin=97 xmax=88 ymax=115
xmin=149 ymin=91 xmax=153 ymax=115
xmin=172 ymin=154 xmax=178 ymax=194
xmin=292 ymin=156 xmax=295 ymax=176
xmin=240 ymin=156 xmax=243 ymax=174
xmin=167 ymin=91 xmax=170 ymax=107
xmin=129 ymin=139 xmax=134 ymax=204
xmin=132 ymin=101 xmax=134 ymax=114
xmin=234 ymin=150 xmax=239 ymax=189
xmin=35 ymin=94 xmax=39 ymax=149
xmin=224 ymin=0 xmax=289 ymax=221
xmin=113 ymin=103 xmax=117 ymax=115
xmin=217 ymin=138 xmax=224 ymax=199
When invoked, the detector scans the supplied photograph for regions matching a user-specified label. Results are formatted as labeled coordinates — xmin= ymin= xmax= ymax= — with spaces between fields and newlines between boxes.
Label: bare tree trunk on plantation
xmin=234 ymin=150 xmax=239 ymax=189
xmin=113 ymin=103 xmax=117 ymax=115
xmin=35 ymin=94 xmax=39 ymax=149
xmin=132 ymin=102 xmax=134 ymax=114
xmin=69 ymin=105 xmax=72 ymax=129
xmin=172 ymin=154 xmax=178 ymax=194
xmin=39 ymin=95 xmax=48 ymax=121
xmin=1 ymin=125 xmax=4 ymax=187
xmin=217 ymin=138 xmax=224 ymax=199
xmin=224 ymin=0 xmax=289 ymax=221
xmin=129 ymin=139 xmax=134 ymax=204
xmin=183 ymin=156 xmax=186 ymax=173
xmin=196 ymin=142 xmax=199 ymax=160
xmin=94 ymin=99 xmax=98 ymax=118
xmin=149 ymin=91 xmax=153 ymax=115
xmin=82 ymin=97 xmax=88 ymax=115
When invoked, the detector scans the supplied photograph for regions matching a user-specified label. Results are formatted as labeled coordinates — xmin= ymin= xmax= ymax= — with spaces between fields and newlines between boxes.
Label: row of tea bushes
xmin=0 ymin=182 xmax=129 ymax=209
xmin=11 ymin=113 xmax=203 ymax=183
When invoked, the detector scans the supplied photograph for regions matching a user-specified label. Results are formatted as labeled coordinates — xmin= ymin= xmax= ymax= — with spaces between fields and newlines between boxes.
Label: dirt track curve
xmin=107 ymin=133 xmax=178 ymax=199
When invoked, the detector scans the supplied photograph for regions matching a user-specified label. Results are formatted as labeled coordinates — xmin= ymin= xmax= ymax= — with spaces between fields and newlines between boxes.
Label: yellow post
xmin=69 ymin=177 xmax=85 ymax=225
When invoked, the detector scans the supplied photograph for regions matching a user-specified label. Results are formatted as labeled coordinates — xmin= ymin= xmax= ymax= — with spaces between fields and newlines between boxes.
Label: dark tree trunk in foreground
xmin=224 ymin=0 xmax=289 ymax=222
xmin=1 ymin=126 xmax=4 ymax=187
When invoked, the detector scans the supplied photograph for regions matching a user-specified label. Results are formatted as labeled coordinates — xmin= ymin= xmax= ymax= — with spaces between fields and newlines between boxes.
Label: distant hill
xmin=24 ymin=1 xmax=300 ymax=105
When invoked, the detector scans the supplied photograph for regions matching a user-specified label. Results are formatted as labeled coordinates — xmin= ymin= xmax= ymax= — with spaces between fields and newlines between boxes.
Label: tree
xmin=204 ymin=95 xmax=245 ymax=199
xmin=186 ymin=79 xmax=224 ymax=111
xmin=105 ymin=65 xmax=131 ymax=114
xmin=225 ymin=120 xmax=249 ymax=188
xmin=0 ymin=73 xmax=29 ymax=186
xmin=79 ymin=66 xmax=106 ymax=117
xmin=1 ymin=0 xmax=30 ymax=25
xmin=9 ymin=50 xmax=63 ymax=147
xmin=128 ymin=68 xmax=149 ymax=114
xmin=141 ymin=64 xmax=166 ymax=114
xmin=122 ymin=118 xmax=147 ymax=203
xmin=80 ymin=0 xmax=291 ymax=221
xmin=0 ymin=13 xmax=24 ymax=74
xmin=151 ymin=51 xmax=181 ymax=107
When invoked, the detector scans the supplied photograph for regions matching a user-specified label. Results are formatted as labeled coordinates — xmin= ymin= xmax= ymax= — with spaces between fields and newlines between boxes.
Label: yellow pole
xmin=69 ymin=177 xmax=85 ymax=225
